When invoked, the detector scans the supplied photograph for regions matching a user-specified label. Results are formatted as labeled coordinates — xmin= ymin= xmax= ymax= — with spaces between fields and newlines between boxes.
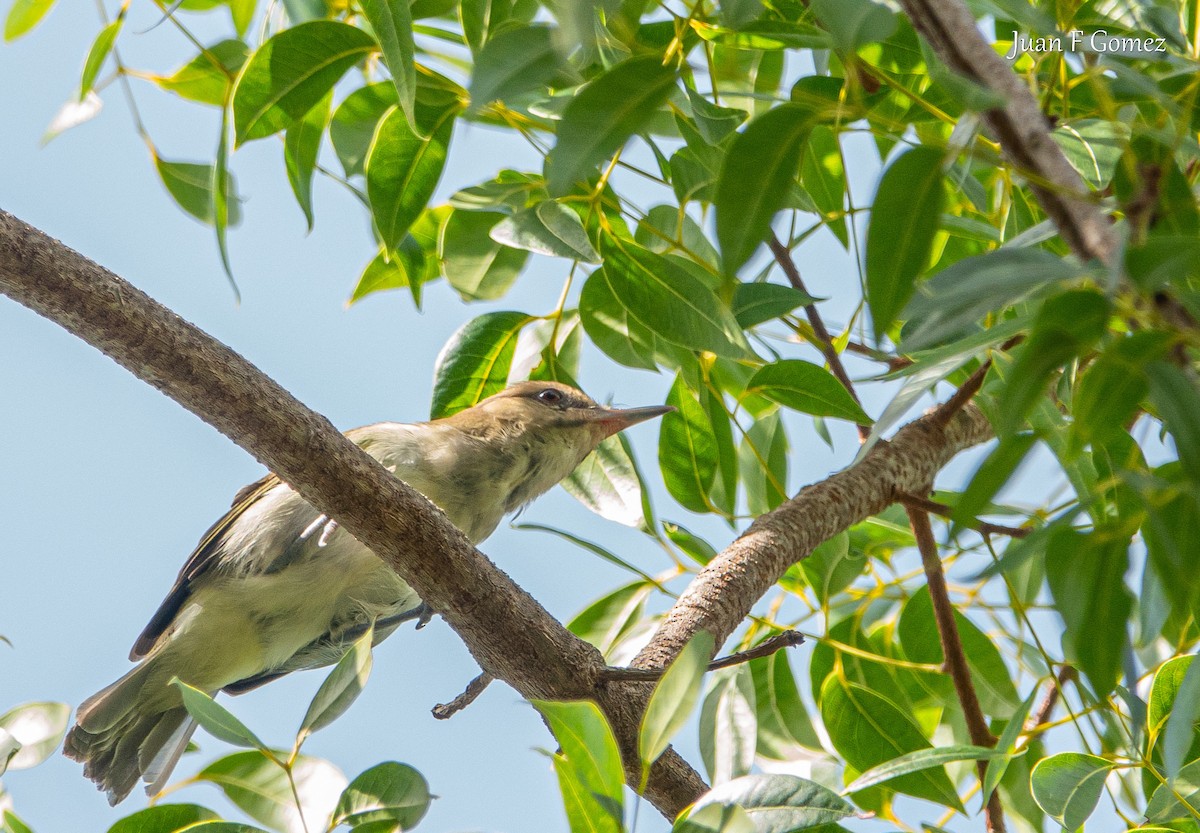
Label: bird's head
xmin=451 ymin=381 xmax=673 ymax=450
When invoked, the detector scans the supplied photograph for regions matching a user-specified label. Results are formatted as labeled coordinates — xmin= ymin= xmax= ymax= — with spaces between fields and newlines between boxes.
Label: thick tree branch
xmin=0 ymin=209 xmax=708 ymax=814
xmin=907 ymin=507 xmax=1006 ymax=833
xmin=632 ymin=403 xmax=993 ymax=670
xmin=897 ymin=0 xmax=1116 ymax=266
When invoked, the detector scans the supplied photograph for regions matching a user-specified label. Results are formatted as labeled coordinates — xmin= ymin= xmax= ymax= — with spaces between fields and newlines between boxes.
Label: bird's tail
xmin=63 ymin=660 xmax=197 ymax=805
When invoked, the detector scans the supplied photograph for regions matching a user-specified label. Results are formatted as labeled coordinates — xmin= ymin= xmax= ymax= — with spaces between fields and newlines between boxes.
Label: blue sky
xmin=0 ymin=5 xmax=999 ymax=832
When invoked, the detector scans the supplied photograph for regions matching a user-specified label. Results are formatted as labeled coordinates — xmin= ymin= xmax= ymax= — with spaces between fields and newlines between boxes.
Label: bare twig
xmin=906 ymin=507 xmax=1006 ymax=833
xmin=601 ymin=631 xmax=804 ymax=682
xmin=767 ymin=233 xmax=871 ymax=441
xmin=1025 ymin=666 xmax=1076 ymax=738
xmin=897 ymin=493 xmax=1030 ymax=539
xmin=433 ymin=673 xmax=495 ymax=719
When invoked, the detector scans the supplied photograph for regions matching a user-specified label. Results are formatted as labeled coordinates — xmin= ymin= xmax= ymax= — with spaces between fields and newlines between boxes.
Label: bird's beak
xmin=585 ymin=404 xmax=675 ymax=437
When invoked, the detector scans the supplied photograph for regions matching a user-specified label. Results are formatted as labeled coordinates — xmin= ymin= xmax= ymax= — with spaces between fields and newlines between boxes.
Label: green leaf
xmin=688 ymin=774 xmax=856 ymax=831
xmin=545 ymin=55 xmax=677 ymax=196
xmin=982 ymin=693 xmax=1038 ymax=804
xmin=1146 ymin=758 xmax=1200 ymax=823
xmin=798 ymin=531 xmax=864 ymax=606
xmin=468 ymin=24 xmax=561 ymax=113
xmin=843 ymin=745 xmax=1005 ymax=794
xmin=4 ymin=0 xmax=56 ymax=41
xmin=350 ymin=212 xmax=444 ymax=306
xmin=440 ymin=209 xmax=528 ymax=301
xmin=952 ymin=433 xmax=1037 ymax=528
xmin=0 ymin=702 xmax=69 ymax=771
xmin=701 ymin=387 xmax=738 ymax=515
xmin=1147 ymin=361 xmax=1200 ymax=483
xmin=685 ymin=88 xmax=747 ymax=145
xmin=106 ymin=804 xmax=220 ymax=833
xmin=746 ymin=360 xmax=870 ymax=424
xmin=551 ymin=755 xmax=622 ymax=833
xmin=153 ymin=157 xmax=241 ymax=227
xmin=298 ymin=625 xmax=373 ymax=740
xmin=517 ymin=522 xmax=660 ymax=585
xmin=898 ymin=587 xmax=1019 ymax=715
xmin=578 ymin=267 xmax=659 ymax=370
xmin=900 ymin=248 xmax=1084 ymax=352
xmin=489 ymin=201 xmax=600 ymax=262
xmin=176 ymin=824 xmax=268 ymax=833
xmin=640 ymin=631 xmax=716 ymax=769
xmin=1052 ymin=119 xmax=1129 ymax=189
xmin=331 ymin=83 xmax=398 ymax=177
xmin=430 ymin=311 xmax=533 ymax=418
xmin=200 ymin=751 xmax=346 ymax=832
xmin=1072 ymin=331 xmax=1171 ymax=448
xmin=332 ymin=762 xmax=431 ymax=829
xmin=562 ymin=433 xmax=651 ymax=529
xmin=359 ymin=0 xmax=417 ymax=130
xmin=173 ymin=681 xmax=264 ymax=749
xmin=732 ymin=283 xmax=816 ymax=328
xmin=1029 ymin=752 xmax=1113 ymax=830
xmin=232 ymin=21 xmax=375 ymax=145
xmin=155 ymin=41 xmax=250 ymax=107
xmin=1044 ymin=528 xmax=1132 ymax=697
xmin=367 ymin=101 xmax=457 ymax=252
xmin=212 ymin=109 xmax=237 ymax=296
xmin=699 ymin=667 xmax=757 ymax=785
xmin=800 ymin=125 xmax=847 ymax=245
xmin=749 ymin=650 xmax=821 ymax=756
xmin=739 ymin=411 xmax=788 ymax=515
xmin=634 ymin=204 xmax=720 ymax=268
xmin=80 ymin=17 xmax=123 ymax=100
xmin=600 ymin=243 xmax=746 ymax=357
xmin=534 ymin=700 xmax=624 ymax=821
xmin=866 ymin=146 xmax=945 ymax=340
xmin=567 ymin=582 xmax=652 ymax=658
xmin=659 ymin=375 xmax=718 ymax=513
xmin=996 ymin=289 xmax=1110 ymax=436
xmin=808 ymin=0 xmax=896 ymax=51
xmin=672 ymin=802 xmax=755 ymax=833
xmin=1158 ymin=655 xmax=1200 ymax=778
xmin=715 ymin=103 xmax=816 ymax=274
xmin=820 ymin=677 xmax=964 ymax=810
xmin=284 ymin=90 xmax=330 ymax=231
xmin=1150 ymin=656 xmax=1196 ymax=737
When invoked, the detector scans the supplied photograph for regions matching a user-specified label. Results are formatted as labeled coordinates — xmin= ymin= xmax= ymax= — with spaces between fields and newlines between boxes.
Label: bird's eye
xmin=537 ymin=388 xmax=565 ymax=405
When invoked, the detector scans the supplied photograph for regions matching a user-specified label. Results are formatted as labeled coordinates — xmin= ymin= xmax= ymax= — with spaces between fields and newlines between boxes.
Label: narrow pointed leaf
xmin=359 ymin=0 xmax=417 ymax=130
xmin=545 ymin=55 xmax=677 ymax=196
xmin=640 ymin=631 xmax=716 ymax=768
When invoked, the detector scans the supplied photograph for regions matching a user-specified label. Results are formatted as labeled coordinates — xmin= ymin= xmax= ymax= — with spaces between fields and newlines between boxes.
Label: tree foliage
xmin=3 ymin=0 xmax=1200 ymax=831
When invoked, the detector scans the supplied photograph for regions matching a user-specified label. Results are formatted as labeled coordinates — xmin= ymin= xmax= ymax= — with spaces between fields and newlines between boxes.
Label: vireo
xmin=64 ymin=381 xmax=671 ymax=804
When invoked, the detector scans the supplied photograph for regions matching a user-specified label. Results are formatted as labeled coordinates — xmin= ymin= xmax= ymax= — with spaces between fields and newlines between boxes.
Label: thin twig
xmin=931 ymin=336 xmax=1023 ymax=428
xmin=767 ymin=233 xmax=870 ymax=441
xmin=432 ymin=673 xmax=495 ymax=719
xmin=844 ymin=339 xmax=913 ymax=371
xmin=897 ymin=493 xmax=1030 ymax=539
xmin=1025 ymin=666 xmax=1076 ymax=739
xmin=906 ymin=507 xmax=1007 ymax=833
xmin=600 ymin=630 xmax=805 ymax=682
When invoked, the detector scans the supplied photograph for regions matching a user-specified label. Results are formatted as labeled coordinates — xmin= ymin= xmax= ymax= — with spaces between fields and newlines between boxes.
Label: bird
xmin=63 ymin=380 xmax=672 ymax=805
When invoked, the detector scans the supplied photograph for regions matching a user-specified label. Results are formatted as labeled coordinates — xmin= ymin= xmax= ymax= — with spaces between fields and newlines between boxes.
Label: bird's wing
xmin=129 ymin=473 xmax=283 ymax=660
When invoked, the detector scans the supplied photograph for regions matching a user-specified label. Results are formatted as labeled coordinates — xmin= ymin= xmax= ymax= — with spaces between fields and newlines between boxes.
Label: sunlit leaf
xmin=1030 ymin=752 xmax=1112 ymax=830
xmin=332 ymin=762 xmax=430 ymax=830
xmin=545 ymin=55 xmax=677 ymax=196
xmin=232 ymin=21 xmax=375 ymax=145
xmin=640 ymin=631 xmax=716 ymax=769
xmin=431 ymin=311 xmax=533 ymax=418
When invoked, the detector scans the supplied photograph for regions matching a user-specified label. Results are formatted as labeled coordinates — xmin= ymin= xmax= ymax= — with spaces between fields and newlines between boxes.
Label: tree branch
xmin=632 ymin=403 xmax=993 ymax=671
xmin=600 ymin=630 xmax=804 ymax=682
xmin=0 ymin=209 xmax=709 ymax=815
xmin=897 ymin=493 xmax=1030 ymax=539
xmin=896 ymin=0 xmax=1116 ymax=266
xmin=767 ymin=232 xmax=870 ymax=441
xmin=906 ymin=507 xmax=1006 ymax=833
